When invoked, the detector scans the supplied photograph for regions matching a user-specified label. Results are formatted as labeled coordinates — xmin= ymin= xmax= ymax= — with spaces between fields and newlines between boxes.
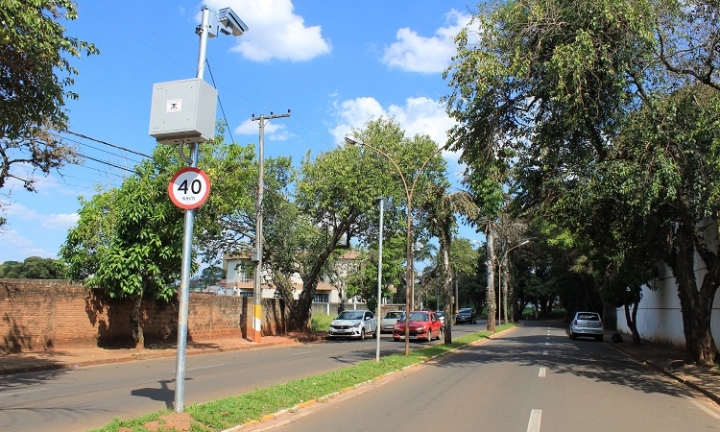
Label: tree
xmin=419 ymin=185 xmax=478 ymax=343
xmin=61 ymin=140 xmax=256 ymax=347
xmin=445 ymin=0 xmax=720 ymax=364
xmin=265 ymin=118 xmax=447 ymax=331
xmin=0 ymin=1 xmax=99 ymax=204
xmin=0 ymin=257 xmax=66 ymax=279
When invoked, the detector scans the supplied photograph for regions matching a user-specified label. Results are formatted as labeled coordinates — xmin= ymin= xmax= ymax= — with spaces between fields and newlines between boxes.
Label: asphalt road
xmin=252 ymin=321 xmax=720 ymax=432
xmin=0 ymin=322 xmax=486 ymax=432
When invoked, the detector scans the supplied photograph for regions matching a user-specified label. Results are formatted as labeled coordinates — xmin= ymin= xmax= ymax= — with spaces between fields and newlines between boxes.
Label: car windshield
xmin=384 ymin=311 xmax=403 ymax=319
xmin=437 ymin=311 xmax=445 ymax=317
xmin=337 ymin=311 xmax=364 ymax=320
xmin=459 ymin=308 xmax=472 ymax=314
xmin=402 ymin=312 xmax=428 ymax=322
xmin=577 ymin=313 xmax=600 ymax=320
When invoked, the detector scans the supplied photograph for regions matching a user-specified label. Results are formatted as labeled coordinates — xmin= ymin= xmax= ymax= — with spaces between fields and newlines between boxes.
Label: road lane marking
xmin=688 ymin=398 xmax=720 ymax=419
xmin=545 ymin=342 xmax=550 ymax=345
xmin=542 ymin=350 xmax=548 ymax=355
xmin=538 ymin=367 xmax=546 ymax=377
xmin=527 ymin=409 xmax=542 ymax=432
xmin=188 ymin=364 xmax=227 ymax=371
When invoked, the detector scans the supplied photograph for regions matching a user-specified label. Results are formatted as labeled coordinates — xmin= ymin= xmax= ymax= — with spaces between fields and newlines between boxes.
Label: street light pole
xmin=499 ymin=239 xmax=530 ymax=325
xmin=344 ymin=135 xmax=447 ymax=356
xmin=376 ymin=197 xmax=384 ymax=362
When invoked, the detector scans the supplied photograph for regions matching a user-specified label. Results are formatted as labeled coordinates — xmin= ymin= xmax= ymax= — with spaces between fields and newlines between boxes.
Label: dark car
xmin=455 ymin=307 xmax=477 ymax=324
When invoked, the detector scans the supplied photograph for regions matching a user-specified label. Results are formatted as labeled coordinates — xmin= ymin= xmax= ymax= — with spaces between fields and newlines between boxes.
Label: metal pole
xmin=498 ymin=256 xmax=502 ymax=327
xmin=251 ymin=111 xmax=290 ymax=343
xmin=376 ymin=198 xmax=384 ymax=362
xmin=174 ymin=6 xmax=211 ymax=413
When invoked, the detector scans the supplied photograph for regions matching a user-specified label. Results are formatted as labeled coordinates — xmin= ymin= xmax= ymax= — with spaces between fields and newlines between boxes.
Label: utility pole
xmin=250 ymin=110 xmax=290 ymax=343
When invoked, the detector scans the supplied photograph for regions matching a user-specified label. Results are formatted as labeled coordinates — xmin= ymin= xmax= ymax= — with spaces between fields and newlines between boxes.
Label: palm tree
xmin=419 ymin=184 xmax=478 ymax=343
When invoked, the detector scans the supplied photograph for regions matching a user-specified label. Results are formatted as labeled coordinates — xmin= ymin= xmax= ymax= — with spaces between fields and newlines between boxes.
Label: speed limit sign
xmin=168 ymin=167 xmax=211 ymax=210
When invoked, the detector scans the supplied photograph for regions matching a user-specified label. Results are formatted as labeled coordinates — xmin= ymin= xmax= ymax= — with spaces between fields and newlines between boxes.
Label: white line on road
xmin=527 ymin=409 xmax=542 ymax=432
xmin=188 ymin=364 xmax=227 ymax=371
xmin=545 ymin=342 xmax=550 ymax=346
xmin=538 ymin=367 xmax=546 ymax=377
xmin=542 ymin=350 xmax=548 ymax=355
xmin=688 ymin=397 xmax=720 ymax=419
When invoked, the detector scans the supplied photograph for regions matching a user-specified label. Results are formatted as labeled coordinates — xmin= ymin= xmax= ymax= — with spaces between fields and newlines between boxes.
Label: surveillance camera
xmin=219 ymin=7 xmax=248 ymax=37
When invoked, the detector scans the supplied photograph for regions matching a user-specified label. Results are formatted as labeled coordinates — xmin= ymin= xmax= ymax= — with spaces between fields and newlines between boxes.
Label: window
xmin=234 ymin=262 xmax=252 ymax=283
xmin=313 ymin=293 xmax=329 ymax=303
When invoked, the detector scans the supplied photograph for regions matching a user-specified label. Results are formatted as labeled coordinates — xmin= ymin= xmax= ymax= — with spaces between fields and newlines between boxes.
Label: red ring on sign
xmin=168 ymin=167 xmax=211 ymax=210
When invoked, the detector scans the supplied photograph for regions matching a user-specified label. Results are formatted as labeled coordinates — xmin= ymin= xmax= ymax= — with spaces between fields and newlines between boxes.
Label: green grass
xmin=311 ymin=313 xmax=333 ymax=332
xmin=88 ymin=323 xmax=516 ymax=432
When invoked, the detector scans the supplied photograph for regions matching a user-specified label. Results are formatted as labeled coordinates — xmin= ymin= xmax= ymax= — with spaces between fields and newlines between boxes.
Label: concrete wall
xmin=0 ymin=280 xmax=289 ymax=353
xmin=616 ymin=220 xmax=720 ymax=349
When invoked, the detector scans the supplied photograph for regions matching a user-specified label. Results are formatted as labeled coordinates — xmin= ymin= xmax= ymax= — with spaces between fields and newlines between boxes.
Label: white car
xmin=380 ymin=310 xmax=405 ymax=334
xmin=328 ymin=310 xmax=378 ymax=340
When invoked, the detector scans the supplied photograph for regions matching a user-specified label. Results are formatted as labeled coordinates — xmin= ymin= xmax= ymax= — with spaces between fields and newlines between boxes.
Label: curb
xmin=226 ymin=325 xmax=518 ymax=431
xmin=608 ymin=342 xmax=720 ymax=406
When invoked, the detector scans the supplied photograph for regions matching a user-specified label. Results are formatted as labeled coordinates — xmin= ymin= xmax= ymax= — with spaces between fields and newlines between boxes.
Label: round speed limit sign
xmin=168 ymin=167 xmax=211 ymax=210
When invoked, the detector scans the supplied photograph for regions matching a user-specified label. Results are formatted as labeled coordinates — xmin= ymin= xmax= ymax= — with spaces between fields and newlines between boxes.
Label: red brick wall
xmin=0 ymin=280 xmax=289 ymax=353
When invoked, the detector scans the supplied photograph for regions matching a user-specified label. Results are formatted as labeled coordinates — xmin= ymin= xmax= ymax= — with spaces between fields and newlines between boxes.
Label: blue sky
xmin=1 ymin=0 xmax=484 ymax=264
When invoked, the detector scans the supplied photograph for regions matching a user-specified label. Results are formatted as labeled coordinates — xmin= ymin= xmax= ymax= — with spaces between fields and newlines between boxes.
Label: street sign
xmin=168 ymin=167 xmax=211 ymax=210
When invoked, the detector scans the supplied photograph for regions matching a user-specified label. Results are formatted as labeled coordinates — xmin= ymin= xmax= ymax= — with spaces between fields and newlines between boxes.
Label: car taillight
xmin=574 ymin=319 xmax=577 ymax=325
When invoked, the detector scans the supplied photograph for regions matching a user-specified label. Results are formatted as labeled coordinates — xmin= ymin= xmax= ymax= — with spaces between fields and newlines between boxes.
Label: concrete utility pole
xmin=250 ymin=111 xmax=290 ymax=343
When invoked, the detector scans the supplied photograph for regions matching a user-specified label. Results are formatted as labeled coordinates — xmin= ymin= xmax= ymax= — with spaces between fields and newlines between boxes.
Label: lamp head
xmin=219 ymin=7 xmax=248 ymax=37
xmin=344 ymin=135 xmax=364 ymax=146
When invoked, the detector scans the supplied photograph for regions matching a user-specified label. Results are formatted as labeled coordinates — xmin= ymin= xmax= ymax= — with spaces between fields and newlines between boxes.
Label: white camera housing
xmin=219 ymin=7 xmax=248 ymax=37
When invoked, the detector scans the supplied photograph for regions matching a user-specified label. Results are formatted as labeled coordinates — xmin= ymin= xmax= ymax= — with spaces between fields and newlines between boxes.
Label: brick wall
xmin=0 ymin=280 xmax=289 ymax=353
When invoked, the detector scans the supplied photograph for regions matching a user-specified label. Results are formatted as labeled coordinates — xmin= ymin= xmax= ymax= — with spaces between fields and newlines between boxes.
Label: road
xmin=252 ymin=321 xmax=720 ymax=432
xmin=0 ymin=322 xmax=484 ymax=432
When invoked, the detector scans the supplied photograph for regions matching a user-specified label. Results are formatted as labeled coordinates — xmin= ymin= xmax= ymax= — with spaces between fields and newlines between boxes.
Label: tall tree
xmin=61 ymin=140 xmax=256 ymax=347
xmin=446 ymin=0 xmax=720 ymax=363
xmin=0 ymin=1 xmax=98 ymax=204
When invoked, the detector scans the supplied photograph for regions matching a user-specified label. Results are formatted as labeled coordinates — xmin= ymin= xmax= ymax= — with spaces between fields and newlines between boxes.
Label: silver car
xmin=381 ymin=310 xmax=404 ymax=334
xmin=569 ymin=312 xmax=603 ymax=341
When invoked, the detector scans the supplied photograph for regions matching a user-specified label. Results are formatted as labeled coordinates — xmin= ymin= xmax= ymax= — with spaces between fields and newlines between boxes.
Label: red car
xmin=393 ymin=311 xmax=443 ymax=342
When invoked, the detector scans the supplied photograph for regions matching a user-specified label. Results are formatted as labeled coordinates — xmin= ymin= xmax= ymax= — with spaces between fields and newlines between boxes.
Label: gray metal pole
xmin=376 ymin=198 xmax=384 ymax=362
xmin=175 ymin=6 xmax=210 ymax=413
xmin=251 ymin=111 xmax=290 ymax=343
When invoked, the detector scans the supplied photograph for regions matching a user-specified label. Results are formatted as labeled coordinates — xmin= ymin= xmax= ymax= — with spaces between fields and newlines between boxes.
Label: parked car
xmin=381 ymin=310 xmax=405 ymax=334
xmin=436 ymin=311 xmax=445 ymax=326
xmin=393 ymin=311 xmax=443 ymax=342
xmin=328 ymin=310 xmax=378 ymax=340
xmin=569 ymin=311 xmax=603 ymax=341
xmin=455 ymin=307 xmax=477 ymax=324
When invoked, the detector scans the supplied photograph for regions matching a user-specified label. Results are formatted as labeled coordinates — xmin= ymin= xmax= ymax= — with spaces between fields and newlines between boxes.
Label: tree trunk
xmin=486 ymin=225 xmax=496 ymax=332
xmin=502 ymin=265 xmax=509 ymax=324
xmin=439 ymin=222 xmax=453 ymax=344
xmin=130 ymin=295 xmax=144 ymax=349
xmin=624 ymin=301 xmax=641 ymax=345
xmin=665 ymin=215 xmax=720 ymax=364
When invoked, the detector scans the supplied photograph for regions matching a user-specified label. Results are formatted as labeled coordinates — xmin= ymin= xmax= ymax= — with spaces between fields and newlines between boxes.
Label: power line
xmin=206 ymin=59 xmax=236 ymax=145
xmin=75 ymin=152 xmax=136 ymax=173
xmin=64 ymin=131 xmax=153 ymax=159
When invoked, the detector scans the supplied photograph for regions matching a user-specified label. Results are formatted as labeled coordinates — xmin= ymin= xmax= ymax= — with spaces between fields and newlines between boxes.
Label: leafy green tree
xmin=0 ymin=257 xmax=66 ymax=278
xmin=61 ymin=140 xmax=256 ymax=347
xmin=446 ymin=0 xmax=720 ymax=363
xmin=0 ymin=1 xmax=98 ymax=206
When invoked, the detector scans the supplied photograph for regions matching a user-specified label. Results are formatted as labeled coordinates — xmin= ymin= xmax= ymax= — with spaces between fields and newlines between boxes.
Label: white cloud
xmin=382 ymin=9 xmax=471 ymax=73
xmin=5 ymin=202 xmax=78 ymax=230
xmin=203 ymin=0 xmax=331 ymax=62
xmin=331 ymin=96 xmax=456 ymax=150
xmin=0 ymin=229 xmax=56 ymax=260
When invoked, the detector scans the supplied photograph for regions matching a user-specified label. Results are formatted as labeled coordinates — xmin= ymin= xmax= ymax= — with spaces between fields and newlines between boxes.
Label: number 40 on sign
xmin=168 ymin=167 xmax=211 ymax=210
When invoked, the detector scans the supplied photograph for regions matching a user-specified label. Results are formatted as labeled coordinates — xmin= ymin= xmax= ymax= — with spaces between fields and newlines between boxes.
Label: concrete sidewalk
xmin=603 ymin=329 xmax=720 ymax=405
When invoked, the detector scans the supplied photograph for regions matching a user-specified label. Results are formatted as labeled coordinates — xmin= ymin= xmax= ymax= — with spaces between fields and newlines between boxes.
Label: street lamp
xmin=498 ymin=239 xmax=530 ymax=326
xmin=344 ymin=134 xmax=447 ymax=356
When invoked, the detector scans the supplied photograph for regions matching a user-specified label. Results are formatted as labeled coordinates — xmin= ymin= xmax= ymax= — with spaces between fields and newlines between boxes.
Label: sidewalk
xmin=0 ymin=333 xmax=317 ymax=375
xmin=603 ymin=328 xmax=720 ymax=405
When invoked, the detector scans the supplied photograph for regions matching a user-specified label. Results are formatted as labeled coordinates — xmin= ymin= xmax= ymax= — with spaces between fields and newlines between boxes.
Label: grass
xmin=89 ymin=323 xmax=516 ymax=432
xmin=311 ymin=313 xmax=333 ymax=332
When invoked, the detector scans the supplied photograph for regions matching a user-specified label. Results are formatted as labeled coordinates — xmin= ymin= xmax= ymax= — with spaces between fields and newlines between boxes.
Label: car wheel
xmin=360 ymin=328 xmax=365 ymax=341
xmin=438 ymin=327 xmax=444 ymax=341
xmin=374 ymin=329 xmax=378 ymax=339
xmin=472 ymin=317 xmax=477 ymax=324
xmin=570 ymin=332 xmax=576 ymax=340
xmin=596 ymin=335 xmax=603 ymax=342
